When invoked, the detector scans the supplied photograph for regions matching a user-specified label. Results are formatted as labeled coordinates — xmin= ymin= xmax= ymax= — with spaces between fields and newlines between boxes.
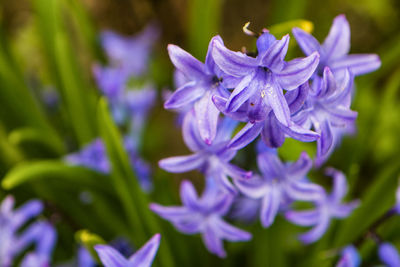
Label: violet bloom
xmin=212 ymin=32 xmax=319 ymax=128
xmin=286 ymin=168 xmax=359 ymax=243
xmin=101 ymin=23 xmax=160 ymax=77
xmin=378 ymin=242 xmax=400 ymax=267
xmin=164 ymin=36 xmax=230 ymax=144
xmin=292 ymin=68 xmax=357 ymax=165
xmin=95 ymin=233 xmax=160 ymax=267
xmin=150 ymin=179 xmax=251 ymax=258
xmin=159 ymin=110 xmax=251 ymax=193
xmin=395 ymin=185 xmax=400 ymax=214
xmin=0 ymin=196 xmax=56 ymax=267
xmin=235 ymin=150 xmax=323 ymax=227
xmin=336 ymin=245 xmax=361 ymax=267
xmin=292 ymin=14 xmax=381 ymax=82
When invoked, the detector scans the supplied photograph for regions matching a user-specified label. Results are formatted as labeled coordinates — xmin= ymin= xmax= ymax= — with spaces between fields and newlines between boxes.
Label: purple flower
xmin=292 ymin=68 xmax=357 ymax=165
xmin=336 ymin=245 xmax=361 ymax=267
xmin=164 ymin=36 xmax=230 ymax=144
xmin=78 ymin=246 xmax=96 ymax=267
xmin=158 ymin=110 xmax=251 ymax=193
xmin=286 ymin=168 xmax=359 ymax=243
xmin=95 ymin=233 xmax=160 ymax=267
xmin=228 ymin=196 xmax=261 ymax=224
xmin=378 ymin=242 xmax=400 ymax=267
xmin=101 ymin=23 xmax=160 ymax=77
xmin=150 ymin=179 xmax=251 ymax=258
xmin=396 ymin=184 xmax=400 ymax=214
xmin=235 ymin=150 xmax=323 ymax=227
xmin=214 ymin=82 xmax=319 ymax=150
xmin=292 ymin=14 xmax=381 ymax=82
xmin=211 ymin=32 xmax=319 ymax=128
xmin=0 ymin=196 xmax=56 ymax=267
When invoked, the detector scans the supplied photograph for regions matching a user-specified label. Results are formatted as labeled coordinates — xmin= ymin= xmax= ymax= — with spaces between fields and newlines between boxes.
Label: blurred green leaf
xmin=269 ymin=19 xmax=313 ymax=37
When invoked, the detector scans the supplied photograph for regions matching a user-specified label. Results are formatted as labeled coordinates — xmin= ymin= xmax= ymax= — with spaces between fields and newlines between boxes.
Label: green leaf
xmin=269 ymin=19 xmax=313 ymax=37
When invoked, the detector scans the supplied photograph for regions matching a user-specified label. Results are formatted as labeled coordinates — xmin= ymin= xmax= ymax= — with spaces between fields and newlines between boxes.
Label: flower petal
xmin=286 ymin=180 xmax=324 ymax=201
xmin=292 ymin=27 xmax=322 ymax=56
xmin=234 ymin=174 xmax=268 ymax=199
xmin=228 ymin=122 xmax=263 ymax=150
xmin=129 ymin=234 xmax=160 ymax=267
xmin=194 ymin=91 xmax=220 ymax=144
xmin=159 ymin=153 xmax=206 ymax=173
xmin=315 ymin=119 xmax=333 ymax=158
xmin=298 ymin=215 xmax=330 ymax=244
xmin=214 ymin=217 xmax=252 ymax=241
xmin=180 ymin=180 xmax=201 ymax=211
xmin=261 ymin=114 xmax=285 ymax=148
xmin=257 ymin=151 xmax=284 ymax=178
xmin=325 ymin=167 xmax=347 ymax=202
xmin=287 ymin=151 xmax=312 ymax=177
xmin=277 ymin=52 xmax=320 ymax=90
xmin=285 ymin=83 xmax=309 ymax=114
xmin=323 ymin=14 xmax=350 ymax=61
xmin=260 ymin=184 xmax=281 ymax=227
xmin=261 ymin=34 xmax=289 ymax=72
xmin=94 ymin=245 xmax=129 ymax=267
xmin=182 ymin=110 xmax=205 ymax=151
xmin=285 ymin=209 xmax=320 ymax=226
xmin=168 ymin=44 xmax=206 ymax=80
xmin=280 ymin=122 xmax=320 ymax=142
xmin=330 ymin=54 xmax=381 ymax=76
xmin=164 ymin=81 xmax=205 ymax=109
xmin=264 ymin=80 xmax=291 ymax=126
xmin=378 ymin=242 xmax=400 ymax=267
xmin=226 ymin=73 xmax=256 ymax=112
xmin=202 ymin=226 xmax=226 ymax=258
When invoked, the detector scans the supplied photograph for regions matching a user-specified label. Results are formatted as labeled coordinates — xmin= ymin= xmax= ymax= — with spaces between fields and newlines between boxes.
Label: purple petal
xmin=260 ymin=184 xmax=281 ymax=227
xmin=164 ymin=82 xmax=205 ymax=109
xmin=129 ymin=234 xmax=160 ymax=267
xmin=292 ymin=27 xmax=322 ymax=56
xmin=280 ymin=122 xmax=320 ymax=142
xmin=36 ymin=222 xmax=57 ymax=258
xmin=286 ymin=152 xmax=312 ymax=177
xmin=228 ymin=122 xmax=263 ymax=150
xmin=95 ymin=245 xmax=128 ymax=267
xmin=318 ymin=67 xmax=337 ymax=98
xmin=378 ymin=242 xmax=400 ymax=267
xmin=222 ymin=162 xmax=252 ymax=180
xmin=286 ymin=180 xmax=324 ymax=201
xmin=277 ymin=52 xmax=320 ymax=90
xmin=226 ymin=73 xmax=256 ymax=112
xmin=235 ymin=174 xmax=268 ymax=199
xmin=194 ymin=91 xmax=220 ymax=144
xmin=202 ymin=226 xmax=226 ymax=258
xmin=326 ymin=107 xmax=357 ymax=127
xmin=212 ymin=171 xmax=238 ymax=195
xmin=298 ymin=214 xmax=330 ymax=244
xmin=159 ymin=153 xmax=206 ymax=173
xmin=264 ymin=80 xmax=291 ymax=126
xmin=212 ymin=40 xmax=258 ymax=77
xmin=208 ymin=190 xmax=234 ymax=215
xmin=261 ymin=34 xmax=289 ymax=72
xmin=205 ymin=36 xmax=224 ymax=73
xmin=316 ymin=119 xmax=333 ymax=158
xmin=180 ymin=180 xmax=201 ymax=211
xmin=214 ymin=217 xmax=252 ymax=241
xmin=261 ymin=115 xmax=285 ymax=148
xmin=285 ymin=83 xmax=309 ymax=114
xmin=182 ymin=110 xmax=205 ymax=152
xmin=256 ymin=32 xmax=276 ymax=53
xmin=168 ymin=44 xmax=206 ymax=80
xmin=213 ymin=95 xmax=249 ymax=121
xmin=13 ymin=200 xmax=43 ymax=229
xmin=323 ymin=14 xmax=350 ymax=61
xmin=214 ymin=117 xmax=239 ymax=142
xmin=325 ymin=168 xmax=347 ymax=202
xmin=330 ymin=54 xmax=381 ymax=76
xmin=285 ymin=209 xmax=319 ymax=226
xmin=331 ymin=201 xmax=359 ymax=218
xmin=257 ymin=151 xmax=284 ymax=178
xmin=150 ymin=204 xmax=191 ymax=220
xmin=337 ymin=245 xmax=361 ymax=267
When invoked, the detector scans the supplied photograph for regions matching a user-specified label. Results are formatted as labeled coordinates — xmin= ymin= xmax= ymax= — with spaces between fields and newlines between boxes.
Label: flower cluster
xmin=0 ymin=196 xmax=56 ymax=267
xmin=152 ymin=14 xmax=380 ymax=258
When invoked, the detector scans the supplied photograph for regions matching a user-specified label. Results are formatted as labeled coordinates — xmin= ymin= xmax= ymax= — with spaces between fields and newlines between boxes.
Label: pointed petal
xmin=326 ymin=107 xmax=357 ymax=127
xmin=277 ymin=52 xmax=320 ymax=90
xmin=285 ymin=83 xmax=309 ymax=114
xmin=168 ymin=44 xmax=206 ymax=80
xmin=330 ymin=54 xmax=381 ymax=76
xmin=298 ymin=215 xmax=330 ymax=244
xmin=211 ymin=171 xmax=238 ymax=195
xmin=209 ymin=190 xmax=234 ymax=215
xmin=194 ymin=91 xmax=220 ymax=144
xmin=325 ymin=167 xmax=347 ymax=202
xmin=182 ymin=110 xmax=205 ymax=151
xmin=159 ymin=153 xmax=206 ymax=173
xmin=234 ymin=175 xmax=268 ymax=199
xmin=331 ymin=201 xmax=360 ymax=218
xmin=280 ymin=122 xmax=320 ymax=142
xmin=94 ymin=245 xmax=129 ymax=267
xmin=286 ymin=180 xmax=325 ymax=201
xmin=292 ymin=27 xmax=322 ymax=56
xmin=257 ymin=151 xmax=284 ymax=178
xmin=285 ymin=209 xmax=320 ymax=226
xmin=261 ymin=114 xmax=285 ymax=148
xmin=261 ymin=35 xmax=289 ymax=72
xmin=323 ymin=14 xmax=350 ymax=61
xmin=226 ymin=73 xmax=256 ymax=112
xmin=260 ymin=185 xmax=281 ymax=227
xmin=164 ymin=81 xmax=205 ymax=109
xmin=214 ymin=217 xmax=252 ymax=241
xmin=205 ymin=35 xmax=224 ymax=73
xmin=129 ymin=234 xmax=160 ymax=267
xmin=180 ymin=180 xmax=201 ymax=211
xmin=256 ymin=32 xmax=276 ymax=53
xmin=287 ymin=151 xmax=312 ymax=177
xmin=13 ymin=200 xmax=43 ymax=229
xmin=318 ymin=67 xmax=337 ymax=98
xmin=228 ymin=122 xmax=263 ymax=150
xmin=213 ymin=95 xmax=249 ymax=121
xmin=214 ymin=117 xmax=239 ymax=142
xmin=264 ymin=80 xmax=291 ymax=126
xmin=150 ymin=204 xmax=191 ymax=219
xmin=315 ymin=119 xmax=333 ymax=158
xmin=212 ymin=40 xmax=258 ymax=77
xmin=202 ymin=226 xmax=226 ymax=258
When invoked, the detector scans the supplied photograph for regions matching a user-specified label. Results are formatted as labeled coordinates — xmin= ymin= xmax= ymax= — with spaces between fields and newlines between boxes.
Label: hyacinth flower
xmin=292 ymin=68 xmax=357 ymax=165
xmin=214 ymin=82 xmax=319 ymax=149
xmin=292 ymin=14 xmax=381 ymax=83
xmin=235 ymin=150 xmax=324 ymax=227
xmin=65 ymin=137 xmax=152 ymax=192
xmin=164 ymin=36 xmax=231 ymax=144
xmin=0 ymin=196 xmax=56 ymax=267
xmin=150 ymin=179 xmax=251 ymax=258
xmin=159 ymin=110 xmax=251 ymax=193
xmin=378 ymin=242 xmax=400 ymax=267
xmin=336 ymin=245 xmax=361 ymax=267
xmin=95 ymin=233 xmax=160 ymax=267
xmin=211 ymin=31 xmax=319 ymax=129
xmin=101 ymin=23 xmax=160 ymax=77
xmin=228 ymin=195 xmax=261 ymax=224
xmin=286 ymin=168 xmax=359 ymax=243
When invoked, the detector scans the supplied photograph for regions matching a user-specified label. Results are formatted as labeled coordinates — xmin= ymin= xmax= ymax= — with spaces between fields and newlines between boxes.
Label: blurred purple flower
xmin=164 ymin=36 xmax=230 ymax=144
xmin=101 ymin=23 xmax=160 ymax=77
xmin=286 ymin=168 xmax=359 ymax=243
xmin=211 ymin=32 xmax=319 ymax=128
xmin=336 ymin=245 xmax=361 ymax=267
xmin=378 ymin=242 xmax=400 ymax=267
xmin=292 ymin=14 xmax=381 ymax=83
xmin=0 ymin=196 xmax=56 ymax=267
xmin=395 ymin=184 xmax=400 ymax=214
xmin=228 ymin=195 xmax=261 ymax=224
xmin=292 ymin=68 xmax=357 ymax=165
xmin=158 ymin=110 xmax=251 ymax=194
xmin=95 ymin=233 xmax=160 ymax=267
xmin=235 ymin=150 xmax=323 ymax=227
xmin=150 ymin=178 xmax=251 ymax=258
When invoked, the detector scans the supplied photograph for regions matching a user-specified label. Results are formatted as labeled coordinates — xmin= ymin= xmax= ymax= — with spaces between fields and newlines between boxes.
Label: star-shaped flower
xmin=158 ymin=110 xmax=251 ymax=193
xmin=150 ymin=179 xmax=251 ymax=258
xmin=285 ymin=168 xmax=359 ymax=243
xmin=292 ymin=14 xmax=381 ymax=82
xmin=235 ymin=150 xmax=323 ymax=227
xmin=95 ymin=233 xmax=160 ymax=267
